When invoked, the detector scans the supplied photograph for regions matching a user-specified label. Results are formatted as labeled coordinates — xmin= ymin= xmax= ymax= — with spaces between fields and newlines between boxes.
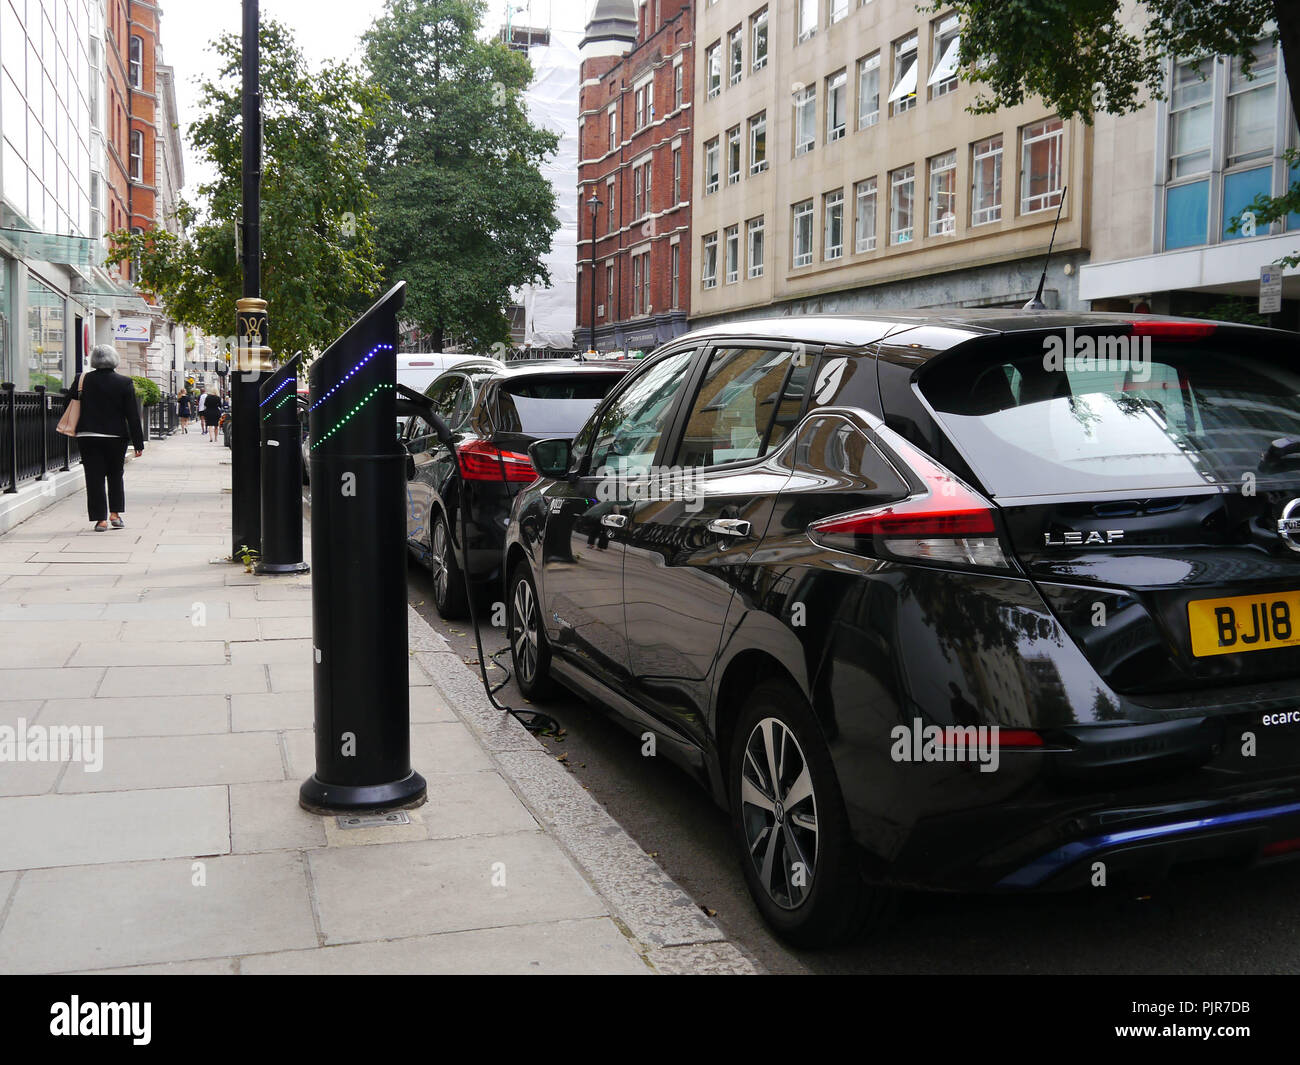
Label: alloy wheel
xmin=430 ymin=520 xmax=450 ymax=606
xmin=740 ymin=717 xmax=819 ymax=910
xmin=512 ymin=576 xmax=539 ymax=684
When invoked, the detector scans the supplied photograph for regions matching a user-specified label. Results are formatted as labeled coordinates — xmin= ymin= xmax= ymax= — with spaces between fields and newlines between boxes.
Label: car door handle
xmin=707 ymin=518 xmax=751 ymax=538
xmin=601 ymin=514 xmax=628 ymax=529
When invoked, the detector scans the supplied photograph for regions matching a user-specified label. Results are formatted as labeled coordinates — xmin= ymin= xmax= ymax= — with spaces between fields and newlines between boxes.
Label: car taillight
xmin=808 ymin=438 xmax=1012 ymax=571
xmin=1127 ymin=320 xmax=1216 ymax=340
xmin=457 ymin=441 xmax=537 ymax=482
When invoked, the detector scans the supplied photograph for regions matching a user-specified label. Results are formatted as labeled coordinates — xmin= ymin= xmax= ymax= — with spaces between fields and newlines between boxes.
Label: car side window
xmin=587 ymin=349 xmax=696 ymax=475
xmin=674 ymin=346 xmax=799 ymax=468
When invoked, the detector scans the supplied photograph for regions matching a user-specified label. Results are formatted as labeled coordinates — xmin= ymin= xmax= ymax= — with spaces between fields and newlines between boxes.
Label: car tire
xmin=728 ymin=678 xmax=893 ymax=947
xmin=508 ymin=561 xmax=555 ymax=701
xmin=428 ymin=511 xmax=468 ymax=620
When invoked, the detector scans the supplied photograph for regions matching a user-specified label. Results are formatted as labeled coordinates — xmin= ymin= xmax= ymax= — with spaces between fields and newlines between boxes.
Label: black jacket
xmin=73 ymin=369 xmax=145 ymax=451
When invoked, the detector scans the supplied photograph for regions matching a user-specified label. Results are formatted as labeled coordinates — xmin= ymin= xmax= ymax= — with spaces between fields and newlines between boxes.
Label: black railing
xmin=145 ymin=399 xmax=179 ymax=440
xmin=1 ymin=384 xmax=81 ymax=494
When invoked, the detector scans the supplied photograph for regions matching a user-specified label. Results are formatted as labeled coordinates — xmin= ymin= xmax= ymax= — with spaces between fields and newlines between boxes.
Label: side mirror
xmin=528 ymin=438 xmax=573 ymax=479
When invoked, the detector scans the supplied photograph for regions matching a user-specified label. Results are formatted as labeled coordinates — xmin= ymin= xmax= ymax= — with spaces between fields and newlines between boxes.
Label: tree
xmin=363 ymin=0 xmax=560 ymax=352
xmin=108 ymin=20 xmax=384 ymax=360
xmin=942 ymin=1 xmax=1300 ymax=264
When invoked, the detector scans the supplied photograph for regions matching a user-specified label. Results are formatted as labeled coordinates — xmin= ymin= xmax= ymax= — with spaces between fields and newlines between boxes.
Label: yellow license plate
xmin=1188 ymin=592 xmax=1300 ymax=657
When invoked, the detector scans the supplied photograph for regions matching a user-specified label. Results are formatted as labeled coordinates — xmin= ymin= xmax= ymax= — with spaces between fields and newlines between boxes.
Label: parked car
xmin=396 ymin=353 xmax=481 ymax=428
xmin=503 ymin=312 xmax=1300 ymax=945
xmin=404 ymin=359 xmax=629 ymax=618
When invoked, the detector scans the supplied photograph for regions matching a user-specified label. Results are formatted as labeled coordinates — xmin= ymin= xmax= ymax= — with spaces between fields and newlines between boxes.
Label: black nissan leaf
xmin=503 ymin=312 xmax=1300 ymax=946
xmin=403 ymin=359 xmax=628 ymax=618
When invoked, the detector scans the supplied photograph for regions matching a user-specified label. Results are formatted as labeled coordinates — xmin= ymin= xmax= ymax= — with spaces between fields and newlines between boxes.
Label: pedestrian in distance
xmin=177 ymin=390 xmax=191 ymax=433
xmin=73 ymin=344 xmax=144 ymax=532
xmin=201 ymin=388 xmax=222 ymax=442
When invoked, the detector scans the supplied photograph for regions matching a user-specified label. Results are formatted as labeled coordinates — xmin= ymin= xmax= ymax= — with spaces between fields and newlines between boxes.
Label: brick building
xmin=577 ymin=0 xmax=694 ymax=355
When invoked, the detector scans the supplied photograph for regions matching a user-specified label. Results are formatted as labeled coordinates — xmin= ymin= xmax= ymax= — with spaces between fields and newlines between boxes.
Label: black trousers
xmin=79 ymin=437 xmax=128 ymax=521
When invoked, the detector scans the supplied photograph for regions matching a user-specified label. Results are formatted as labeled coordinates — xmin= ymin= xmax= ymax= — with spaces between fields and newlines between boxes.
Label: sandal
xmin=94 ymin=521 xmax=108 ymax=532
xmin=111 ymin=517 xmax=125 ymax=529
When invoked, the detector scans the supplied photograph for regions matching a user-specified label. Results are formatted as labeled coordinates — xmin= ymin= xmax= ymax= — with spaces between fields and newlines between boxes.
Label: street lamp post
xmin=586 ymin=191 xmax=601 ymax=358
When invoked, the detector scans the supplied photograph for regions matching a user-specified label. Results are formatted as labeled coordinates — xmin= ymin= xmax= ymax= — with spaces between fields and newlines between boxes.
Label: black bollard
xmin=256 ymin=355 xmax=309 ymax=576
xmin=299 ymin=281 xmax=425 ymax=813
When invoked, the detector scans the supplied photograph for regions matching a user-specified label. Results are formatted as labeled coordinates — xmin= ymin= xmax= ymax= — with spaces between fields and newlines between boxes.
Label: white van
xmin=397 ymin=353 xmax=484 ymax=398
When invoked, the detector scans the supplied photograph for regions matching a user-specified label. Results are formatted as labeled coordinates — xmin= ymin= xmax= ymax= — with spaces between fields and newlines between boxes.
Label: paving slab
xmin=240 ymin=918 xmax=647 ymax=975
xmin=0 ymin=852 xmax=316 ymax=973
xmin=57 ymin=732 xmax=283 ymax=793
xmin=0 ymin=667 xmax=104 ymax=701
xmin=98 ymin=663 xmax=267 ymax=698
xmin=231 ymin=690 xmax=312 ymax=732
xmin=39 ymin=695 xmax=230 ymax=738
xmin=68 ymin=641 xmax=228 ymax=667
xmin=0 ymin=786 xmax=229 ymax=871
xmin=258 ymin=616 xmax=313 ymax=640
xmin=307 ymin=833 xmax=608 ymax=945
xmin=229 ymin=780 xmax=327 ymax=853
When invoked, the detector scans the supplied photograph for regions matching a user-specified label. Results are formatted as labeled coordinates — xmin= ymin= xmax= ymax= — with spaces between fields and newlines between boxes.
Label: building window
xmin=729 ymin=26 xmax=743 ymax=85
xmin=792 ymin=200 xmax=814 ymax=266
xmin=1226 ymin=39 xmax=1276 ymax=167
xmin=644 ymin=160 xmax=653 ymax=213
xmin=726 ymin=127 xmax=742 ymax=184
xmin=824 ymin=190 xmax=844 ymax=260
xmin=928 ymin=151 xmax=957 ymax=236
xmin=642 ymin=251 xmax=652 ymax=312
xmin=1020 ymin=118 xmax=1064 ymax=213
xmin=635 ymin=85 xmax=648 ymax=130
xmin=705 ymin=138 xmax=720 ymax=193
xmin=607 ymin=179 xmax=616 ymax=228
xmin=674 ymin=63 xmax=684 ymax=109
xmin=707 ymin=42 xmax=722 ymax=98
xmin=129 ymin=129 xmax=144 ymax=181
xmin=826 ymin=70 xmax=847 ymax=143
xmin=673 ymin=147 xmax=683 ymax=201
xmin=890 ymin=165 xmax=915 ymax=244
xmin=858 ymin=53 xmax=880 ymax=129
xmin=1168 ymin=59 xmax=1212 ymax=178
xmin=607 ymin=264 xmax=615 ymax=319
xmin=26 ymin=276 xmax=67 ymax=386
xmin=889 ymin=34 xmax=919 ymax=115
xmin=632 ymin=255 xmax=643 ymax=314
xmin=794 ymin=86 xmax=816 ymax=156
xmin=671 ymin=244 xmax=681 ymax=308
xmin=797 ymin=0 xmax=817 ymax=44
xmin=633 ymin=167 xmax=644 ymax=217
xmin=928 ymin=14 xmax=960 ymax=98
xmin=128 ymin=35 xmax=143 ymax=89
xmin=752 ymin=7 xmax=769 ymax=70
xmin=749 ymin=112 xmax=768 ymax=173
xmin=725 ymin=225 xmax=740 ymax=283
xmin=748 ymin=216 xmax=765 ymax=277
xmin=855 ymin=178 xmax=877 ymax=252
xmin=829 ymin=0 xmax=849 ymax=24
xmin=702 ymin=233 xmax=719 ymax=289
xmin=608 ymin=108 xmax=617 ymax=151
xmin=970 ymin=135 xmax=1003 ymax=225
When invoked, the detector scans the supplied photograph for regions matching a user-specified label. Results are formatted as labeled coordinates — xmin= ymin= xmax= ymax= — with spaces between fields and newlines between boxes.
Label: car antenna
xmin=1023 ymin=185 xmax=1068 ymax=311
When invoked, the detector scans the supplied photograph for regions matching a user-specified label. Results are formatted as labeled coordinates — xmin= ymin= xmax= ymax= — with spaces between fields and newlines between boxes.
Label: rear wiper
xmin=1259 ymin=436 xmax=1300 ymax=471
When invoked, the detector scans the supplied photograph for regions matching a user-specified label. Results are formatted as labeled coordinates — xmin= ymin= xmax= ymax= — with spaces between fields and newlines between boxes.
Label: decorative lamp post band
xmin=234 ymin=297 xmax=274 ymax=371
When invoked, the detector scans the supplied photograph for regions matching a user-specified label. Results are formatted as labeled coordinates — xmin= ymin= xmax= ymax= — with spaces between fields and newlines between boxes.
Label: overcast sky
xmin=164 ymin=0 xmax=589 ymax=192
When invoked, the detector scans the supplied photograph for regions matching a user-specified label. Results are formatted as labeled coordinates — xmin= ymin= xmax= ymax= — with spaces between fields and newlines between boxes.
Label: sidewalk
xmin=0 ymin=430 xmax=757 ymax=974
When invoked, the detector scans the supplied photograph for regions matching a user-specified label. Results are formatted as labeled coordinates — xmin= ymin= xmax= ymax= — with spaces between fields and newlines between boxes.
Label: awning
xmin=887 ymin=58 xmax=918 ymax=103
xmin=927 ymin=37 xmax=961 ymax=87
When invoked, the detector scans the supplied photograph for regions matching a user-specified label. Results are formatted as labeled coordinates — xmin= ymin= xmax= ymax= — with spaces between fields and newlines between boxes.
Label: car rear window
xmin=494 ymin=373 xmax=625 ymax=436
xmin=920 ymin=337 xmax=1300 ymax=497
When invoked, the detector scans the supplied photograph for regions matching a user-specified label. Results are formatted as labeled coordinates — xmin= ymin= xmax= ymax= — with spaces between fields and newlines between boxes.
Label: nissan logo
xmin=1279 ymin=498 xmax=1300 ymax=554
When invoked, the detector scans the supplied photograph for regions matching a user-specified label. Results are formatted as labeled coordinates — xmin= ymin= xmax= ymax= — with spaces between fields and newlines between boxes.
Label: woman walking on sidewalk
xmin=201 ymin=389 xmax=222 ymax=442
xmin=74 ymin=344 xmax=144 ymax=532
xmin=177 ymin=390 xmax=192 ymax=433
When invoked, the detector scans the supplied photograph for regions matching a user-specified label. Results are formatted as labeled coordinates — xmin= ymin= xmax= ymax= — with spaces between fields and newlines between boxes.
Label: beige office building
xmin=689 ymin=0 xmax=1091 ymax=324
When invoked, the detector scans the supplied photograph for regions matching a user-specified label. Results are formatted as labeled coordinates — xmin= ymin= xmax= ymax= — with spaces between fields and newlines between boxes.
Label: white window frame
xmin=890 ymin=165 xmax=915 ymax=244
xmin=858 ymin=53 xmax=880 ymax=129
xmin=829 ymin=0 xmax=849 ymax=25
xmin=707 ymin=42 xmax=722 ymax=98
xmin=794 ymin=86 xmax=816 ymax=156
xmin=971 ymin=135 xmax=1002 ymax=225
xmin=705 ymin=137 xmax=720 ymax=193
xmin=670 ymin=241 xmax=681 ymax=308
xmin=797 ymin=0 xmax=817 ymax=44
xmin=725 ymin=225 xmax=740 ymax=283
xmin=129 ymin=129 xmax=143 ymax=181
xmin=608 ymin=106 xmax=617 ymax=152
xmin=889 ymin=35 xmax=919 ymax=115
xmin=824 ymin=189 xmax=845 ymax=260
xmin=928 ymin=150 xmax=957 ymax=236
xmin=792 ymin=200 xmax=814 ymax=267
xmin=1168 ymin=58 xmax=1213 ymax=179
xmin=729 ymin=26 xmax=744 ymax=86
xmin=1020 ymin=118 xmax=1064 ymax=213
xmin=674 ymin=61 xmax=684 ymax=110
xmin=727 ymin=126 xmax=742 ymax=184
xmin=672 ymin=145 xmax=683 ymax=202
xmin=702 ymin=232 xmax=719 ymax=289
xmin=747 ymin=216 xmax=765 ymax=278
xmin=128 ymin=35 xmax=143 ymax=90
xmin=752 ymin=7 xmax=769 ymax=70
xmin=855 ymin=177 xmax=877 ymax=252
xmin=927 ymin=13 xmax=960 ymax=98
xmin=749 ymin=111 xmax=768 ymax=174
xmin=826 ymin=70 xmax=847 ymax=142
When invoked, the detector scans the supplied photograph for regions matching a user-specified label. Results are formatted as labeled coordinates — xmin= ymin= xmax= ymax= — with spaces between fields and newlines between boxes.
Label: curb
xmin=405 ymin=605 xmax=761 ymax=975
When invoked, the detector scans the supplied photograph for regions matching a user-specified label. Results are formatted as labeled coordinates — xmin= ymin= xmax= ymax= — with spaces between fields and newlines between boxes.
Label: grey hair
xmin=89 ymin=344 xmax=120 ymax=370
